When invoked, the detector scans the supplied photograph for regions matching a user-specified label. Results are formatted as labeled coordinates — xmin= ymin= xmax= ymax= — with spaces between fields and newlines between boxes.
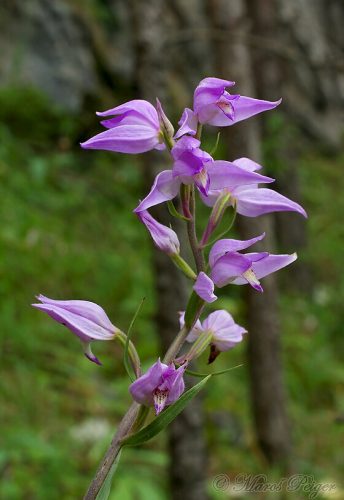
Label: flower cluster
xmin=34 ymin=77 xmax=307 ymax=417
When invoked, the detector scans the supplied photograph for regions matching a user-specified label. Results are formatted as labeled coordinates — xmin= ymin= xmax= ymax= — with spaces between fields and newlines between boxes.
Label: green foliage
xmin=0 ymin=86 xmax=343 ymax=498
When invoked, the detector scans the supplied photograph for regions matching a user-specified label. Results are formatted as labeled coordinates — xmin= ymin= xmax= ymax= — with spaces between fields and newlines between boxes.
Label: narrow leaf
xmin=167 ymin=200 xmax=190 ymax=221
xmin=184 ymin=291 xmax=204 ymax=329
xmin=210 ymin=131 xmax=221 ymax=156
xmin=203 ymin=204 xmax=237 ymax=248
xmin=96 ymin=449 xmax=122 ymax=500
xmin=185 ymin=364 xmax=243 ymax=378
xmin=122 ymin=375 xmax=211 ymax=447
xmin=124 ymin=297 xmax=145 ymax=382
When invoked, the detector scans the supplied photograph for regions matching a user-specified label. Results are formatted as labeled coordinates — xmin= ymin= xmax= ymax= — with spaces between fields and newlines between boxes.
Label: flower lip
xmin=129 ymin=359 xmax=186 ymax=414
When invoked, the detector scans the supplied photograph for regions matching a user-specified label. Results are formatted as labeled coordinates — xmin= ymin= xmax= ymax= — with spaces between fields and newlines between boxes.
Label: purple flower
xmin=202 ymin=157 xmax=307 ymax=218
xmin=193 ymin=77 xmax=281 ymax=126
xmin=129 ymin=359 xmax=186 ymax=415
xmin=193 ymin=234 xmax=298 ymax=302
xmin=134 ymin=150 xmax=273 ymax=213
xmin=80 ymin=100 xmax=165 ymax=154
xmin=174 ymin=108 xmax=198 ymax=139
xmin=32 ymin=295 xmax=118 ymax=365
xmin=179 ymin=310 xmax=246 ymax=363
xmin=137 ymin=210 xmax=180 ymax=255
xmin=193 ymin=272 xmax=218 ymax=303
xmin=171 ymin=136 xmax=213 ymax=195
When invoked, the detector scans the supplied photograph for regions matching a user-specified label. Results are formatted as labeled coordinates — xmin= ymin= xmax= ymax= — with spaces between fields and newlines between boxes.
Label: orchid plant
xmin=33 ymin=77 xmax=307 ymax=499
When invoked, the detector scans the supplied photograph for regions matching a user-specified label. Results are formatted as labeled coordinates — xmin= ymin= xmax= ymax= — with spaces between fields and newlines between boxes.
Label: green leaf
xmin=121 ymin=375 xmax=211 ymax=447
xmin=124 ymin=298 xmax=145 ymax=382
xmin=167 ymin=200 xmax=190 ymax=221
xmin=209 ymin=131 xmax=221 ymax=156
xmin=184 ymin=291 xmax=204 ymax=329
xmin=96 ymin=449 xmax=122 ymax=500
xmin=203 ymin=204 xmax=237 ymax=248
xmin=185 ymin=364 xmax=243 ymax=378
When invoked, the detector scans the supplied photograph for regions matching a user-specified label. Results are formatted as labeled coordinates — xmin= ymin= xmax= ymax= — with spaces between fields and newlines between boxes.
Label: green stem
xmin=185 ymin=186 xmax=206 ymax=273
xmin=170 ymin=253 xmax=197 ymax=280
xmin=196 ymin=122 xmax=203 ymax=140
xmin=115 ymin=331 xmax=141 ymax=379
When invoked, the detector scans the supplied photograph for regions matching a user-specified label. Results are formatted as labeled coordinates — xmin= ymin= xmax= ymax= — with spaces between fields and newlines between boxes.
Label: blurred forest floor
xmin=0 ymin=85 xmax=343 ymax=499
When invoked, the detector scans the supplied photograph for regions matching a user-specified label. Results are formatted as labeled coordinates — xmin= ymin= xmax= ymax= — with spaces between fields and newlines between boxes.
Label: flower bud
xmin=137 ymin=210 xmax=180 ymax=256
xmin=156 ymin=98 xmax=175 ymax=148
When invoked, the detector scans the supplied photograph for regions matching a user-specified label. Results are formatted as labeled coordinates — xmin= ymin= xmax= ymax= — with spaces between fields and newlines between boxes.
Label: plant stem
xmin=83 ymin=401 xmax=140 ymax=500
xmin=84 ymin=291 xmax=205 ymax=499
xmin=186 ymin=186 xmax=206 ymax=273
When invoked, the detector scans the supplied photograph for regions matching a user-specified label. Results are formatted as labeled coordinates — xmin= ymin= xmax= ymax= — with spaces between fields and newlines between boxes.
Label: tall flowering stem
xmin=33 ymin=77 xmax=307 ymax=500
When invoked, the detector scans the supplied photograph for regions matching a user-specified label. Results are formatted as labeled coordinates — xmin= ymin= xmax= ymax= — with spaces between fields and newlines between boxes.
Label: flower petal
xmin=82 ymin=342 xmax=102 ymax=365
xmin=165 ymin=365 xmax=186 ymax=406
xmin=235 ymin=187 xmax=308 ymax=218
xmin=193 ymin=272 xmax=218 ymax=303
xmin=213 ymin=324 xmax=247 ymax=351
xmin=137 ymin=210 xmax=180 ymax=255
xmin=209 ymin=233 xmax=265 ymax=268
xmin=32 ymin=303 xmax=116 ymax=342
xmin=129 ymin=359 xmax=167 ymax=406
xmin=96 ymin=99 xmax=159 ymax=129
xmin=179 ymin=312 xmax=204 ymax=342
xmin=232 ymin=252 xmax=298 ymax=284
xmin=134 ymin=170 xmax=181 ymax=212
xmin=35 ymin=295 xmax=115 ymax=332
xmin=208 ymin=161 xmax=274 ymax=191
xmin=210 ymin=252 xmax=252 ymax=288
xmin=194 ymin=77 xmax=236 ymax=113
xmin=80 ymin=125 xmax=161 ymax=154
xmin=174 ymin=108 xmax=198 ymax=139
xmin=233 ymin=157 xmax=263 ymax=172
xmin=229 ymin=96 xmax=282 ymax=124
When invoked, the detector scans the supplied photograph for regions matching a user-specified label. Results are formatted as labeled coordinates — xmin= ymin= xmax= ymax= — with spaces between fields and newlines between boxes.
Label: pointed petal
xmin=235 ymin=187 xmax=308 ymax=218
xmin=179 ymin=312 xmax=204 ymax=342
xmin=242 ymin=268 xmax=263 ymax=292
xmin=232 ymin=253 xmax=298 ymax=284
xmin=32 ymin=303 xmax=115 ymax=341
xmin=80 ymin=125 xmax=160 ymax=154
xmin=210 ymin=252 xmax=252 ymax=288
xmin=96 ymin=99 xmax=159 ymax=129
xmin=229 ymin=95 xmax=282 ymax=124
xmin=36 ymin=295 xmax=115 ymax=332
xmin=194 ymin=77 xmax=235 ymax=112
xmin=82 ymin=341 xmax=102 ymax=365
xmin=137 ymin=210 xmax=180 ymax=255
xmin=193 ymin=272 xmax=217 ymax=303
xmin=233 ymin=157 xmax=263 ymax=171
xmin=202 ymin=310 xmax=235 ymax=332
xmin=208 ymin=161 xmax=274 ymax=190
xmin=153 ymin=389 xmax=169 ymax=414
xmin=174 ymin=108 xmax=198 ymax=139
xmin=129 ymin=359 xmax=167 ymax=406
xmin=213 ymin=324 xmax=247 ymax=351
xmin=194 ymin=168 xmax=210 ymax=196
xmin=209 ymin=234 xmax=266 ymax=268
xmin=201 ymin=96 xmax=281 ymax=126
xmin=165 ymin=365 xmax=186 ymax=405
xmin=134 ymin=171 xmax=181 ymax=212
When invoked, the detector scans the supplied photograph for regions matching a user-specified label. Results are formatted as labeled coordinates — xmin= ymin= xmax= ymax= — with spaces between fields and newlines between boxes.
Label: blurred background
xmin=0 ymin=0 xmax=343 ymax=499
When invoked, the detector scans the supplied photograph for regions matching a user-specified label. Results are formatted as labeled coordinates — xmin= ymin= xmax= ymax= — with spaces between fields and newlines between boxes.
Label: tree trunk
xmin=129 ymin=1 xmax=208 ymax=498
xmin=207 ymin=0 xmax=292 ymax=469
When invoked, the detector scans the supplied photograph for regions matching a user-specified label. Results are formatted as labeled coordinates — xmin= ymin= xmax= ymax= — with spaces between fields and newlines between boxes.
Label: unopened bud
xmin=156 ymin=98 xmax=175 ymax=148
